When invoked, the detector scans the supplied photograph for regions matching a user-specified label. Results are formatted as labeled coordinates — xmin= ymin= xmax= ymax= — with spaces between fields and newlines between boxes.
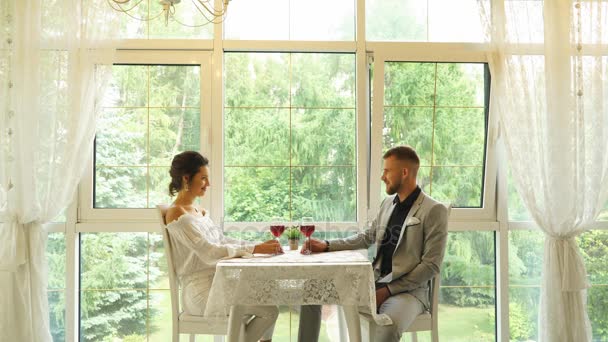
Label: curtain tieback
xmin=547 ymin=236 xmax=589 ymax=292
xmin=0 ymin=215 xmax=27 ymax=272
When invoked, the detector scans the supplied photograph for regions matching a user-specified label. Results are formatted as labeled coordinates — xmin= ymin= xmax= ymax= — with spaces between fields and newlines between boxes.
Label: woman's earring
xmin=184 ymin=183 xmax=189 ymax=192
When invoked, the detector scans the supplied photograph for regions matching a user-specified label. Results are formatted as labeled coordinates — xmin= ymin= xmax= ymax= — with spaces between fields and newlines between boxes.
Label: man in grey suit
xmin=298 ymin=145 xmax=449 ymax=342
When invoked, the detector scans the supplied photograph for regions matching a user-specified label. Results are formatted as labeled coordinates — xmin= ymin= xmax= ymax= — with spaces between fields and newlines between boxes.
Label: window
xmin=223 ymin=53 xmax=357 ymax=222
xmin=110 ymin=0 xmax=214 ymax=39
xmin=62 ymin=1 xmax=521 ymax=340
xmin=600 ymin=202 xmax=608 ymax=221
xmin=94 ymin=64 xmax=201 ymax=209
xmin=366 ymin=0 xmax=484 ymax=42
xmin=509 ymin=230 xmax=608 ymax=341
xmin=380 ymin=62 xmax=489 ymax=208
xmin=79 ymin=232 xmax=169 ymax=341
xmin=507 ymin=166 xmax=532 ymax=222
xmin=439 ymin=231 xmax=496 ymax=341
xmin=224 ymin=0 xmax=355 ymax=40
xmin=47 ymin=233 xmax=66 ymax=342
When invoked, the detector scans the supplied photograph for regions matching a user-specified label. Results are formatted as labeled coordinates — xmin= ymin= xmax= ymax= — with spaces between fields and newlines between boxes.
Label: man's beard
xmin=385 ymin=180 xmax=401 ymax=195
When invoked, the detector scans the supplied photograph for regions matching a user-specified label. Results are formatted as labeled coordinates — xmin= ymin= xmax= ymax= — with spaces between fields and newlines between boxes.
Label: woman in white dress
xmin=165 ymin=151 xmax=281 ymax=342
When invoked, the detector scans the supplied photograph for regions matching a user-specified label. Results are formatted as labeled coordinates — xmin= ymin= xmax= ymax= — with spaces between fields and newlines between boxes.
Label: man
xmin=298 ymin=145 xmax=449 ymax=342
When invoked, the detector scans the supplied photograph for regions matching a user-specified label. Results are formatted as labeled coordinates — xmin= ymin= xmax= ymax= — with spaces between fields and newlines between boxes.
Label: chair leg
xmin=172 ymin=326 xmax=179 ymax=342
xmin=411 ymin=332 xmax=418 ymax=342
xmin=337 ymin=306 xmax=348 ymax=342
xmin=189 ymin=333 xmax=196 ymax=342
xmin=431 ymin=329 xmax=439 ymax=342
xmin=342 ymin=305 xmax=362 ymax=342
xmin=364 ymin=319 xmax=376 ymax=342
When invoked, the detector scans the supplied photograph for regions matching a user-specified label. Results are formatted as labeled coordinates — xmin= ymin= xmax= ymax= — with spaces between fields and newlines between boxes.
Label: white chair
xmin=361 ymin=273 xmax=440 ymax=342
xmin=156 ymin=204 xmax=227 ymax=342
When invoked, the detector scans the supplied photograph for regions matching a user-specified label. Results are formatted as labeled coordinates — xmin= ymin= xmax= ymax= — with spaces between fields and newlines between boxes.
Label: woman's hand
xmin=253 ymin=239 xmax=284 ymax=254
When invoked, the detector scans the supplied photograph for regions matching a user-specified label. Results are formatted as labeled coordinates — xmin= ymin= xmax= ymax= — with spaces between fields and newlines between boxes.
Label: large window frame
xmin=64 ymin=10 xmax=506 ymax=342
xmin=78 ymin=50 xmax=214 ymax=224
xmin=53 ymin=1 xmax=607 ymax=341
xmin=72 ymin=44 xmax=503 ymax=342
xmin=370 ymin=46 xmax=497 ymax=223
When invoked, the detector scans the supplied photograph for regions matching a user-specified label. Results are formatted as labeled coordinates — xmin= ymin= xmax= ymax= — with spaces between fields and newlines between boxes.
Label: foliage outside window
xmin=509 ymin=161 xmax=608 ymax=221
xmin=366 ymin=0 xmax=484 ymax=42
xmin=601 ymin=202 xmax=608 ymax=221
xmin=224 ymin=53 xmax=356 ymax=222
xmin=507 ymin=166 xmax=532 ymax=221
xmin=95 ymin=65 xmax=200 ymax=209
xmin=509 ymin=230 xmax=608 ymax=341
xmin=47 ymin=233 xmax=66 ymax=342
xmin=438 ymin=231 xmax=496 ymax=341
xmin=382 ymin=62 xmax=488 ymax=208
xmin=79 ymin=233 xmax=171 ymax=341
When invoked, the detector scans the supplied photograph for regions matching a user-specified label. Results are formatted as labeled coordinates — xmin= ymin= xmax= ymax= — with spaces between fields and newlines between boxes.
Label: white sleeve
xmin=169 ymin=221 xmax=255 ymax=265
xmin=221 ymin=234 xmax=256 ymax=246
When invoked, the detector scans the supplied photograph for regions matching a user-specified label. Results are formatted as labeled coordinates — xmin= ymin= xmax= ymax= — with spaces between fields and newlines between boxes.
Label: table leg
xmin=226 ymin=305 xmax=242 ymax=342
xmin=342 ymin=305 xmax=362 ymax=342
xmin=337 ymin=306 xmax=348 ymax=341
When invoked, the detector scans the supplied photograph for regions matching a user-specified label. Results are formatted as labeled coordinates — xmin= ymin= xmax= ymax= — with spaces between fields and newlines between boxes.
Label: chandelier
xmin=107 ymin=0 xmax=230 ymax=27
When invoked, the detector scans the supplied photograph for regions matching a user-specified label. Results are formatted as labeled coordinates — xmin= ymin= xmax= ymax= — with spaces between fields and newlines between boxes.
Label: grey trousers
xmin=228 ymin=305 xmax=279 ymax=342
xmin=298 ymin=293 xmax=424 ymax=342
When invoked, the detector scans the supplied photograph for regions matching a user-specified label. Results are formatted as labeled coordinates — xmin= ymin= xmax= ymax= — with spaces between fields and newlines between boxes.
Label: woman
xmin=165 ymin=151 xmax=280 ymax=342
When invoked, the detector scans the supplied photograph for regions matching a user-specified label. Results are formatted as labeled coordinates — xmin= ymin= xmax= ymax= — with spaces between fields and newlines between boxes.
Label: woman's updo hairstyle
xmin=169 ymin=151 xmax=209 ymax=196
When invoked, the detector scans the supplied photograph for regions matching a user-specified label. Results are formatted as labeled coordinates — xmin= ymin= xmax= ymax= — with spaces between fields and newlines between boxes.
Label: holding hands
xmin=253 ymin=239 xmax=284 ymax=254
xmin=300 ymin=238 xmax=328 ymax=254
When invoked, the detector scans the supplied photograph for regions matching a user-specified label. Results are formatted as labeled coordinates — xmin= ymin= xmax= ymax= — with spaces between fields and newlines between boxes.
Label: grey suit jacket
xmin=328 ymin=191 xmax=449 ymax=308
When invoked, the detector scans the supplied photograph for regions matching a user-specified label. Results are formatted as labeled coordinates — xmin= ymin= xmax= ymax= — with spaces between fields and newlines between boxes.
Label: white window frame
xmin=57 ymin=3 xmax=608 ymax=342
xmin=368 ymin=43 xmax=498 ymax=223
xmin=78 ymin=50 xmax=214 ymax=224
xmin=219 ymin=47 xmax=364 ymax=232
xmin=49 ymin=2 xmax=608 ymax=342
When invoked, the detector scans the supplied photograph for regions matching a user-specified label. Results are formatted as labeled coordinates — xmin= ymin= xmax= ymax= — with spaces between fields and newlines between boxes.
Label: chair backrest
xmin=156 ymin=205 xmax=181 ymax=325
xmin=429 ymin=203 xmax=449 ymax=331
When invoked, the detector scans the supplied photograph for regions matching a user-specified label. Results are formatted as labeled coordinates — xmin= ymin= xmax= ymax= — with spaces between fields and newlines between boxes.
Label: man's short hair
xmin=383 ymin=145 xmax=420 ymax=166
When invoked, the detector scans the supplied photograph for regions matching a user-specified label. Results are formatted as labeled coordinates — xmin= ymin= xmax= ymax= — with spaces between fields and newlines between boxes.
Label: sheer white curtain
xmin=478 ymin=0 xmax=608 ymax=341
xmin=0 ymin=1 xmax=118 ymax=340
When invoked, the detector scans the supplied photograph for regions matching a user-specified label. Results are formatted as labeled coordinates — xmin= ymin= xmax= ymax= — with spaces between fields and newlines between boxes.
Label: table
xmin=204 ymin=249 xmax=393 ymax=341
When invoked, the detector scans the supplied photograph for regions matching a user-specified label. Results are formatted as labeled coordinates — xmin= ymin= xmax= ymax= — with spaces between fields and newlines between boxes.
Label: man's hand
xmin=301 ymin=238 xmax=328 ymax=254
xmin=375 ymin=286 xmax=391 ymax=309
xmin=253 ymin=240 xmax=283 ymax=254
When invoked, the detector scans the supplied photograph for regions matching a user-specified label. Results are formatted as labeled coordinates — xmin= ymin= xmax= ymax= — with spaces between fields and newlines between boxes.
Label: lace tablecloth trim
xmin=205 ymin=250 xmax=392 ymax=325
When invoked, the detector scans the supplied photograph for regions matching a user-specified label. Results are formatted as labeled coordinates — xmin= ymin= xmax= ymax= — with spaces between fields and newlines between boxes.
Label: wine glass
xmin=269 ymin=217 xmax=285 ymax=255
xmin=269 ymin=217 xmax=286 ymax=240
xmin=300 ymin=217 xmax=315 ymax=255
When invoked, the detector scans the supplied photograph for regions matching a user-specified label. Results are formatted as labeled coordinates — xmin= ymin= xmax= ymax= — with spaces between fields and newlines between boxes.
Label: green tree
xmin=441 ymin=232 xmax=495 ymax=307
xmin=579 ymin=230 xmax=608 ymax=340
xmin=47 ymin=234 xmax=66 ymax=342
xmin=223 ymin=53 xmax=356 ymax=222
xmin=79 ymin=233 xmax=161 ymax=342
xmin=96 ymin=65 xmax=200 ymax=209
xmin=383 ymin=62 xmax=486 ymax=207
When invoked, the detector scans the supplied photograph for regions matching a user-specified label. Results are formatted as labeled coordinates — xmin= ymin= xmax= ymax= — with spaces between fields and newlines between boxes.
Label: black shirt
xmin=378 ymin=186 xmax=421 ymax=277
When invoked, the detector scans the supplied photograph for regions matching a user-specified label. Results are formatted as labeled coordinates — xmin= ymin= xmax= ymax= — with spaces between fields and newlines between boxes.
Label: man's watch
xmin=323 ymin=240 xmax=330 ymax=252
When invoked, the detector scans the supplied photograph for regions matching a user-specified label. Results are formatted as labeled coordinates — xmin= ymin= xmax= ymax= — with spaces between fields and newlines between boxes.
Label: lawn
xmin=148 ymin=298 xmax=495 ymax=342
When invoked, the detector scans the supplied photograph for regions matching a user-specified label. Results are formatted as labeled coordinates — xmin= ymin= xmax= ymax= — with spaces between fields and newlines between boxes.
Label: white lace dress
xmin=166 ymin=213 xmax=256 ymax=315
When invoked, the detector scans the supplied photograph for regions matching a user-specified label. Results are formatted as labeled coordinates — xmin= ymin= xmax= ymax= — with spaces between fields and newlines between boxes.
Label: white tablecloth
xmin=204 ymin=249 xmax=392 ymax=326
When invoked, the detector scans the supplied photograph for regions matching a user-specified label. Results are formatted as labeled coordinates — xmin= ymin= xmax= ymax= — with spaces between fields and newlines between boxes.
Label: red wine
xmin=270 ymin=225 xmax=285 ymax=238
xmin=300 ymin=225 xmax=315 ymax=237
